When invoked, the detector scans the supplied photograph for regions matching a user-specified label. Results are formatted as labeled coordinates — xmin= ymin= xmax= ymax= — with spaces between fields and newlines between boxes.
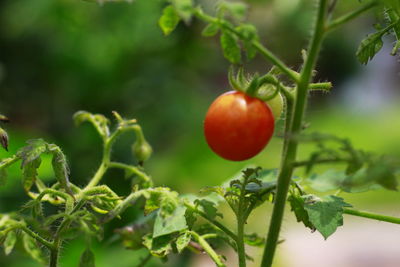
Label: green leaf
xmin=4 ymin=230 xmax=17 ymax=255
xmin=302 ymin=195 xmax=352 ymax=239
xmin=356 ymin=30 xmax=385 ymax=64
xmin=143 ymin=233 xmax=173 ymax=258
xmin=220 ymin=31 xmax=241 ymax=64
xmin=288 ymin=194 xmax=316 ymax=231
xmin=308 ymin=170 xmax=347 ymax=192
xmin=153 ymin=205 xmax=187 ymax=238
xmin=194 ymin=199 xmax=222 ymax=220
xmin=48 ymin=144 xmax=73 ymax=195
xmin=217 ymin=1 xmax=248 ymax=21
xmin=170 ymin=0 xmax=193 ymax=23
xmin=202 ymin=23 xmax=220 ymax=37
xmin=73 ymin=111 xmax=110 ymax=138
xmin=243 ymin=233 xmax=265 ymax=247
xmin=144 ymin=187 xmax=180 ymax=216
xmin=176 ymin=231 xmax=191 ymax=253
xmin=159 ymin=5 xmax=180 ymax=36
xmin=23 ymin=233 xmax=46 ymax=264
xmin=79 ymin=248 xmax=96 ymax=267
xmin=17 ymin=139 xmax=47 ymax=168
xmin=22 ymin=157 xmax=41 ymax=192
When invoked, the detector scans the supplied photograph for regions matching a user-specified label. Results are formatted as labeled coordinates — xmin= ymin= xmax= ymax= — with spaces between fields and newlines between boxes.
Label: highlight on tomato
xmin=204 ymin=91 xmax=275 ymax=161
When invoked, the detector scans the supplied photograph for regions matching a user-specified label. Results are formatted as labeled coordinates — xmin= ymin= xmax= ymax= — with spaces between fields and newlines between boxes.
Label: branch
xmin=326 ymin=1 xmax=379 ymax=32
xmin=343 ymin=208 xmax=400 ymax=224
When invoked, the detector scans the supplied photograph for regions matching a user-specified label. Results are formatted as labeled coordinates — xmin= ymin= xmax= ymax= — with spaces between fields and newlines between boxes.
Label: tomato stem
xmin=343 ymin=208 xmax=400 ymax=224
xmin=260 ymin=1 xmax=329 ymax=266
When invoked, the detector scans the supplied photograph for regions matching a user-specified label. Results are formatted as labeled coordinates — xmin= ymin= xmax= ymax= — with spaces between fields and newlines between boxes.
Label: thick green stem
xmin=260 ymin=1 xmax=328 ymax=266
xmin=190 ymin=231 xmax=226 ymax=267
xmin=343 ymin=208 xmax=400 ymax=224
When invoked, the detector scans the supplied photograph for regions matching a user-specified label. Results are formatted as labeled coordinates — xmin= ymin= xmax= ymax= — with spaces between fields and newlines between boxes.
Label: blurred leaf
xmin=0 ymin=168 xmax=7 ymax=186
xmin=4 ymin=230 xmax=17 ymax=255
xmin=23 ymin=233 xmax=46 ymax=264
xmin=143 ymin=233 xmax=173 ymax=258
xmin=0 ymin=128 xmax=8 ymax=151
xmin=302 ymin=195 xmax=352 ymax=239
xmin=243 ymin=233 xmax=265 ymax=247
xmin=79 ymin=248 xmax=96 ymax=267
xmin=217 ymin=1 xmax=248 ymax=21
xmin=194 ymin=199 xmax=222 ymax=220
xmin=170 ymin=0 xmax=193 ymax=23
xmin=159 ymin=5 xmax=181 ymax=36
xmin=202 ymin=23 xmax=220 ymax=37
xmin=153 ymin=205 xmax=187 ymax=238
xmin=176 ymin=231 xmax=191 ymax=253
xmin=220 ymin=30 xmax=242 ymax=64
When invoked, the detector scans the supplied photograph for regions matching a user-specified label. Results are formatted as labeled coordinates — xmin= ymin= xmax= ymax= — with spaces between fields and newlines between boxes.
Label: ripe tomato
xmin=204 ymin=91 xmax=275 ymax=161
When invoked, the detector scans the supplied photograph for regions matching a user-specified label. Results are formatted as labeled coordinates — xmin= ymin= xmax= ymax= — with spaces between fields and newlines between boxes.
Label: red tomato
xmin=204 ymin=91 xmax=275 ymax=161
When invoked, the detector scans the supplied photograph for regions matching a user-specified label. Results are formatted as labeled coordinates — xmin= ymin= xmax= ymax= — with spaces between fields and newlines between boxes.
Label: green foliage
xmin=302 ymin=195 xmax=352 ymax=239
xmin=159 ymin=5 xmax=181 ymax=36
xmin=220 ymin=30 xmax=242 ymax=64
xmin=79 ymin=248 xmax=96 ymax=267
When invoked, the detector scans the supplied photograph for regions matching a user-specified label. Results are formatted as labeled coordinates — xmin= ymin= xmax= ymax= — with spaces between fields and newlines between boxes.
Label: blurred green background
xmin=1 ymin=0 xmax=400 ymax=266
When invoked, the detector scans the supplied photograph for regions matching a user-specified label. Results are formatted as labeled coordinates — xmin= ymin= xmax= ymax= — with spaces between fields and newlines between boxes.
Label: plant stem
xmin=135 ymin=253 xmax=152 ymax=267
xmin=191 ymin=8 xmax=299 ymax=82
xmin=190 ymin=231 xmax=226 ymax=267
xmin=236 ymin=184 xmax=247 ymax=267
xmin=184 ymin=202 xmax=238 ymax=242
xmin=326 ymin=1 xmax=378 ymax=32
xmin=20 ymin=226 xmax=54 ymax=250
xmin=343 ymin=208 xmax=400 ymax=224
xmin=108 ymin=161 xmax=153 ymax=187
xmin=261 ymin=1 xmax=328 ymax=266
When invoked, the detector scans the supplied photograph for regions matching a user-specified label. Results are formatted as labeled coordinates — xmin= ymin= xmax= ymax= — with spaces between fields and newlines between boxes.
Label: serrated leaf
xmin=176 ymin=231 xmax=191 ymax=253
xmin=79 ymin=248 xmax=96 ymax=267
xmin=153 ymin=205 xmax=187 ymax=238
xmin=194 ymin=199 xmax=222 ymax=220
xmin=220 ymin=31 xmax=241 ymax=64
xmin=202 ymin=23 xmax=220 ymax=37
xmin=159 ymin=5 xmax=180 ymax=36
xmin=143 ymin=233 xmax=173 ymax=258
xmin=288 ymin=194 xmax=315 ymax=231
xmin=22 ymin=157 xmax=41 ymax=192
xmin=17 ymin=139 xmax=47 ymax=168
xmin=302 ymin=195 xmax=352 ymax=239
xmin=4 ymin=230 xmax=17 ymax=255
xmin=23 ymin=233 xmax=46 ymax=264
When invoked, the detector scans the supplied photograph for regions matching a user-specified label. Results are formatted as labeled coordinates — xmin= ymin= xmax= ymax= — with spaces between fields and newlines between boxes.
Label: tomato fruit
xmin=204 ymin=91 xmax=275 ymax=161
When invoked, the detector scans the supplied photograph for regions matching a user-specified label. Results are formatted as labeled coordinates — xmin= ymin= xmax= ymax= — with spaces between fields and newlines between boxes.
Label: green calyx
xmin=228 ymin=67 xmax=284 ymax=119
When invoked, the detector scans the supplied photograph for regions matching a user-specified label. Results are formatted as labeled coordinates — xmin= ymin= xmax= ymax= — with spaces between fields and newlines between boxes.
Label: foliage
xmin=1 ymin=0 xmax=400 ymax=267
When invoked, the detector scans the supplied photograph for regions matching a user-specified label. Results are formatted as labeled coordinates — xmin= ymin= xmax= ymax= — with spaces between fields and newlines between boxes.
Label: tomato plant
xmin=1 ymin=1 xmax=400 ymax=267
xmin=204 ymin=91 xmax=275 ymax=161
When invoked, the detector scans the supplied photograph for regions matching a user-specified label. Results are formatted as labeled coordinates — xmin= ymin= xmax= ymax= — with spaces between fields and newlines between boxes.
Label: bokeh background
xmin=1 ymin=0 xmax=400 ymax=266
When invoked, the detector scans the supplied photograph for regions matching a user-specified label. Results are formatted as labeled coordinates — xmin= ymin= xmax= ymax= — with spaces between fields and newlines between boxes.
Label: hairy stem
xmin=261 ymin=1 xmax=329 ymax=266
xmin=343 ymin=208 xmax=400 ymax=224
xmin=190 ymin=231 xmax=226 ymax=267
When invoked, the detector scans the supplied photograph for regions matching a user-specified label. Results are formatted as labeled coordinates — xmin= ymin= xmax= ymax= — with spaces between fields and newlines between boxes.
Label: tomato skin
xmin=204 ymin=91 xmax=275 ymax=161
